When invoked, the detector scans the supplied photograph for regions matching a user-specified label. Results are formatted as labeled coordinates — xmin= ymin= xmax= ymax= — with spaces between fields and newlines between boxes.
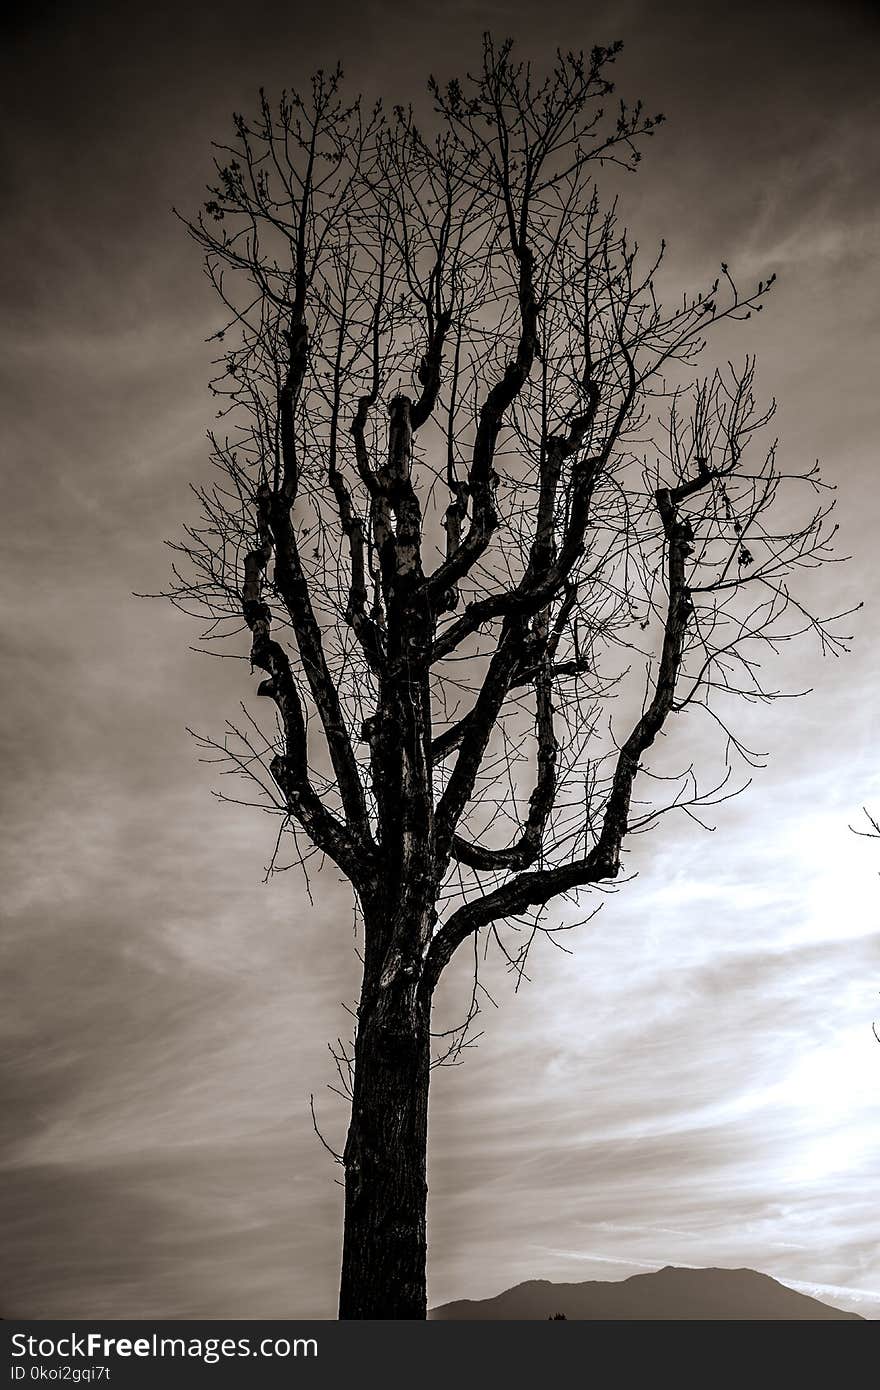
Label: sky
xmin=1 ymin=0 xmax=879 ymax=1320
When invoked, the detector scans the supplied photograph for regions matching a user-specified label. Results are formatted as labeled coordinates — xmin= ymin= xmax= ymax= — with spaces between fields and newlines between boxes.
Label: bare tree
xmin=166 ymin=37 xmax=846 ymax=1318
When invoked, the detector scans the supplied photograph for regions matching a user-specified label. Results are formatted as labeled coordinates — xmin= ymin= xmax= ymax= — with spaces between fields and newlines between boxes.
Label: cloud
xmin=1 ymin=0 xmax=878 ymax=1319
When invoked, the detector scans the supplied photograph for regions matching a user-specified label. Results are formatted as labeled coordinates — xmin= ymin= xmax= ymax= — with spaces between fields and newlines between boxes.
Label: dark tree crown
xmin=166 ymin=35 xmax=846 ymax=1036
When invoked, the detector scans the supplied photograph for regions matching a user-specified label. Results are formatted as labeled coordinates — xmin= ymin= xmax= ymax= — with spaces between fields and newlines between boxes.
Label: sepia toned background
xmin=1 ymin=0 xmax=878 ymax=1318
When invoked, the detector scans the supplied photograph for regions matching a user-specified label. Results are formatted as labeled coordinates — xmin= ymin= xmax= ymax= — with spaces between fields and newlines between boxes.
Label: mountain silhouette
xmin=430 ymin=1266 xmax=863 ymax=1320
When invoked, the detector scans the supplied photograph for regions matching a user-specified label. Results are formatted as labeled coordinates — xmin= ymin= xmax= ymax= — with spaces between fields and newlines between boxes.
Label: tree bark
xmin=338 ymin=977 xmax=431 ymax=1319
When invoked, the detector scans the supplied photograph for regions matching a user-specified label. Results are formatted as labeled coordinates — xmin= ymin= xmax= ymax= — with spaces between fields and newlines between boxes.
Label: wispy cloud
xmin=1 ymin=0 xmax=879 ymax=1320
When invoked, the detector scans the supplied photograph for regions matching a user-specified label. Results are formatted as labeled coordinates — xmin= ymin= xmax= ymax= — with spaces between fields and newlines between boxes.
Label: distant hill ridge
xmin=430 ymin=1265 xmax=863 ymax=1320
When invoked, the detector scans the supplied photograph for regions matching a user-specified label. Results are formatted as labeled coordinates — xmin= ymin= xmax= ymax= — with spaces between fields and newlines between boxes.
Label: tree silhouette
xmin=167 ymin=36 xmax=846 ymax=1318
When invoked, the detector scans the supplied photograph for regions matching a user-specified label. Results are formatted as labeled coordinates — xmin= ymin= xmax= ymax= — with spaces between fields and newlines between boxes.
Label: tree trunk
xmin=338 ymin=982 xmax=431 ymax=1319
